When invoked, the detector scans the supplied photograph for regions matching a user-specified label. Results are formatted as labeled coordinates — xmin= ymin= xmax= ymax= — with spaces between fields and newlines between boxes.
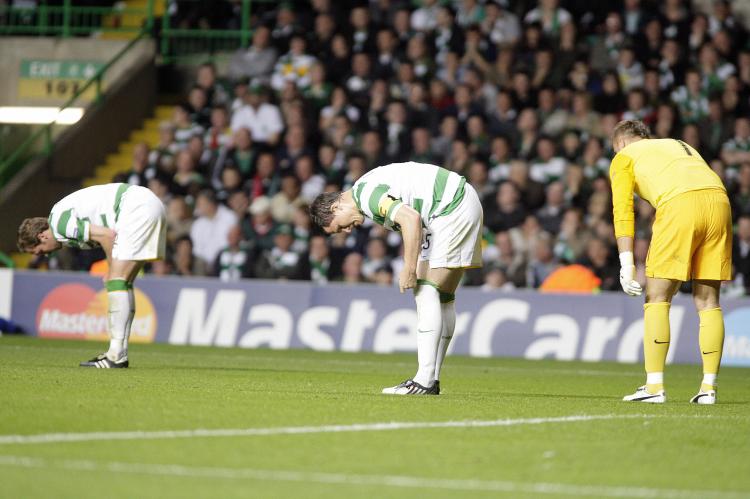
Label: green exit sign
xmin=20 ymin=60 xmax=103 ymax=80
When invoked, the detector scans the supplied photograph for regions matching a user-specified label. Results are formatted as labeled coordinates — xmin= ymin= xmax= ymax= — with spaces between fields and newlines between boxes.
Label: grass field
xmin=1 ymin=336 xmax=749 ymax=498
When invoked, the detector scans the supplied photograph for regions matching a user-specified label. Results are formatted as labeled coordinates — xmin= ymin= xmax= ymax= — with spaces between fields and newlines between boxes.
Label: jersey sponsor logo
xmin=35 ymin=283 xmax=157 ymax=343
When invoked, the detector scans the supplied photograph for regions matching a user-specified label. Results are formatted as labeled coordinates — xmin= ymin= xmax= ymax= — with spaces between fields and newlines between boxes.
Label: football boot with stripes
xmin=622 ymin=385 xmax=666 ymax=403
xmin=689 ymin=389 xmax=716 ymax=405
xmin=382 ymin=379 xmax=439 ymax=395
xmin=80 ymin=353 xmax=129 ymax=368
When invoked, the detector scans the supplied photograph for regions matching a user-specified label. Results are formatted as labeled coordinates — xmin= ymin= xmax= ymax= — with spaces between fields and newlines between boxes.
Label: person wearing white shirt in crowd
xmin=190 ymin=189 xmax=238 ymax=267
xmin=230 ymin=84 xmax=284 ymax=146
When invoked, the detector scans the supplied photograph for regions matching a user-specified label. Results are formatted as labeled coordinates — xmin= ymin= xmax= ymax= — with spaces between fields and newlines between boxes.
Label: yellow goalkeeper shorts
xmin=646 ymin=189 xmax=732 ymax=281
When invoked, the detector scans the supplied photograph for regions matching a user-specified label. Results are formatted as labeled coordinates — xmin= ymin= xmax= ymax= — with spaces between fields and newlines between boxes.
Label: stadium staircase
xmin=100 ymin=0 xmax=166 ymax=40
xmin=81 ymin=104 xmax=173 ymax=187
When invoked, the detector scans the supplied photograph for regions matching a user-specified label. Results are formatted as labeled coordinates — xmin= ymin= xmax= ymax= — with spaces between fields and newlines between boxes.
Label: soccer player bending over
xmin=310 ymin=162 xmax=483 ymax=395
xmin=17 ymin=183 xmax=167 ymax=368
xmin=610 ymin=120 xmax=731 ymax=404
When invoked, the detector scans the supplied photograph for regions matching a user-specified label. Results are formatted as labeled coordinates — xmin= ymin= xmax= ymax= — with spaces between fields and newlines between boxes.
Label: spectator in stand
xmin=230 ymin=84 xmax=284 ymax=147
xmin=172 ymin=150 xmax=205 ymax=196
xmin=733 ymin=214 xmax=750 ymax=294
xmin=213 ymin=225 xmax=252 ymax=281
xmin=204 ymin=107 xmax=232 ymax=153
xmin=295 ymin=155 xmax=325 ymax=204
xmin=529 ymin=136 xmax=566 ymax=183
xmin=338 ymin=251 xmax=366 ymax=284
xmin=536 ymin=181 xmax=567 ymax=235
xmin=271 ymin=34 xmax=318 ymax=91
xmin=485 ymin=181 xmax=527 ymax=234
xmin=526 ymin=232 xmax=559 ymax=288
xmin=361 ymin=237 xmax=391 ymax=283
xmin=173 ymin=103 xmax=204 ymax=148
xmin=189 ymin=189 xmax=238 ymax=268
xmin=304 ymin=234 xmax=341 ymax=284
xmin=228 ymin=25 xmax=277 ymax=82
xmin=277 ymin=125 xmax=312 ymax=174
xmin=173 ymin=235 xmax=209 ymax=277
xmin=150 ymin=122 xmax=179 ymax=173
xmin=243 ymin=195 xmax=277 ymax=253
xmin=254 ymin=224 xmax=305 ymax=280
xmin=120 ymin=142 xmax=151 ymax=187
xmin=165 ymin=196 xmax=193 ymax=246
xmin=187 ymin=85 xmax=211 ymax=128
xmin=721 ymin=117 xmax=750 ymax=171
xmin=579 ymin=237 xmax=619 ymax=291
xmin=271 ymin=174 xmax=303 ymax=224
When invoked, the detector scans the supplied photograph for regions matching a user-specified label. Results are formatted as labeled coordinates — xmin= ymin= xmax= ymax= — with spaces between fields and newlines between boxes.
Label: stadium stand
xmin=5 ymin=0 xmax=750 ymax=296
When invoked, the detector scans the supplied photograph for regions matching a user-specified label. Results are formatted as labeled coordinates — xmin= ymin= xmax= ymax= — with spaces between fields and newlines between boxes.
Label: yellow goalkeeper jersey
xmin=609 ymin=138 xmax=726 ymax=238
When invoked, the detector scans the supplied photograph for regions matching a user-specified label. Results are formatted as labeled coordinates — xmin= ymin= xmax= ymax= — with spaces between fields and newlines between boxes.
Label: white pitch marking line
xmin=0 ymin=455 xmax=746 ymax=499
xmin=0 ymin=414 xmax=715 ymax=446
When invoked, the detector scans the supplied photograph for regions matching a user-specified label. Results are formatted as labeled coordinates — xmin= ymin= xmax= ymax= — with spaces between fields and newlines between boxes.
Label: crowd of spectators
xmin=47 ymin=0 xmax=750 ymax=294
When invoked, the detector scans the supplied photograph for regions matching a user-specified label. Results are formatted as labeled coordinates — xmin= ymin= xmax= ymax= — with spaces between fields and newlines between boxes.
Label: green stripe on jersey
xmin=100 ymin=214 xmax=108 ymax=227
xmin=353 ymin=182 xmax=366 ymax=211
xmin=368 ymin=184 xmax=389 ymax=217
xmin=436 ymin=177 xmax=466 ymax=218
xmin=412 ymin=198 xmax=423 ymax=215
xmin=113 ymin=183 xmax=130 ymax=222
xmin=56 ymin=209 xmax=72 ymax=239
xmin=428 ymin=168 xmax=450 ymax=218
xmin=76 ymin=219 xmax=86 ymax=243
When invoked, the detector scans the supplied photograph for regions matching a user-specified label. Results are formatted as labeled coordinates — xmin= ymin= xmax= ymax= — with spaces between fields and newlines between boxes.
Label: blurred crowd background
xmin=32 ymin=0 xmax=750 ymax=295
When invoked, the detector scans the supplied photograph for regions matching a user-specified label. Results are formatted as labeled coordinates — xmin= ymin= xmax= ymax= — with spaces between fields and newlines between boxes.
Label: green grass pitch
xmin=1 ymin=336 xmax=749 ymax=498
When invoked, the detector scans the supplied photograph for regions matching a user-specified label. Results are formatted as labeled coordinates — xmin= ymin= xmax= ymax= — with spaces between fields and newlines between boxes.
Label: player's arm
xmin=376 ymin=194 xmax=421 ymax=293
xmin=88 ymin=224 xmax=117 ymax=259
xmin=609 ymin=152 xmax=642 ymax=297
xmin=393 ymin=204 xmax=422 ymax=293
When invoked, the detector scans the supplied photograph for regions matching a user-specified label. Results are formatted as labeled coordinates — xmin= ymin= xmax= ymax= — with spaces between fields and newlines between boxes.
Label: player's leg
xmin=427 ymin=266 xmax=464 ymax=385
xmin=688 ymin=190 xmax=731 ymax=404
xmin=382 ymin=260 xmax=444 ymax=395
xmin=690 ymin=280 xmax=723 ymax=404
xmin=624 ymin=195 xmax=692 ymax=403
xmin=80 ymin=259 xmax=142 ymax=368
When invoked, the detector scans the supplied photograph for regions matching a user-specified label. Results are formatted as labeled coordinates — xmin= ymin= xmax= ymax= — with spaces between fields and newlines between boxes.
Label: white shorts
xmin=420 ymin=183 xmax=483 ymax=269
xmin=112 ymin=186 xmax=167 ymax=261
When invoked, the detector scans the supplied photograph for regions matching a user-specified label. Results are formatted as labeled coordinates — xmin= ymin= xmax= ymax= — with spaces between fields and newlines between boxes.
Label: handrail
xmin=0 ymin=29 xmax=149 ymax=186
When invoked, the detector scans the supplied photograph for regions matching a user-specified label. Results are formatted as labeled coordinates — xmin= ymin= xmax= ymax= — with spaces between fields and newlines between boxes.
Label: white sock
xmin=434 ymin=300 xmax=456 ymax=382
xmin=646 ymin=372 xmax=663 ymax=385
xmin=413 ymin=285 xmax=442 ymax=387
xmin=702 ymin=373 xmax=717 ymax=388
xmin=106 ymin=289 xmax=130 ymax=361
xmin=123 ymin=287 xmax=135 ymax=353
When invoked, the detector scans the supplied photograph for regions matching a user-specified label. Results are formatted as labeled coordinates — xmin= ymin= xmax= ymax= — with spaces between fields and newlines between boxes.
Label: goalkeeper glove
xmin=619 ymin=251 xmax=643 ymax=297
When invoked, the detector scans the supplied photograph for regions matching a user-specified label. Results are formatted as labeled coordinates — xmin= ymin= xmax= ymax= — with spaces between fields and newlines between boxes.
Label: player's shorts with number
xmin=420 ymin=183 xmax=483 ymax=269
xmin=647 ymin=188 xmax=732 ymax=281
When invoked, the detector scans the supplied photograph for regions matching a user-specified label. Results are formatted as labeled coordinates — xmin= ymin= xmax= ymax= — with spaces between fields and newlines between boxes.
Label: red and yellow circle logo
xmin=36 ymin=283 xmax=157 ymax=343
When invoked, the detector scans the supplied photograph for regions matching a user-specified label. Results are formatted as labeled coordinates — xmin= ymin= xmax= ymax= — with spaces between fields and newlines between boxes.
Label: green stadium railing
xmin=0 ymin=0 xmax=154 ymax=36
xmin=0 ymin=29 xmax=150 ymax=188
xmin=159 ymin=0 xmax=256 ymax=64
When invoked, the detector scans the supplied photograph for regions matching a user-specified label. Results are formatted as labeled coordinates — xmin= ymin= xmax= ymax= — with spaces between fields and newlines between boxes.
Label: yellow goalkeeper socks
xmin=644 ymin=302 xmax=670 ymax=393
xmin=699 ymin=308 xmax=724 ymax=392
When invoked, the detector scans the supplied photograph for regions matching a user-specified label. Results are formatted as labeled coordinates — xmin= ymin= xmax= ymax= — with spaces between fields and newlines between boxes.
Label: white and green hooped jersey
xmin=48 ymin=183 xmax=131 ymax=249
xmin=351 ymin=162 xmax=466 ymax=230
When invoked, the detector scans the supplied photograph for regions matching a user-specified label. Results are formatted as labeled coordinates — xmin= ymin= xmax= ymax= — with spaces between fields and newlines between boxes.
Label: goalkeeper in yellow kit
xmin=609 ymin=120 xmax=732 ymax=405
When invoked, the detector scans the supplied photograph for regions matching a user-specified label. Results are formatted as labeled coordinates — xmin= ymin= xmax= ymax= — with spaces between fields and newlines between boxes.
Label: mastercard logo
xmin=36 ymin=283 xmax=157 ymax=343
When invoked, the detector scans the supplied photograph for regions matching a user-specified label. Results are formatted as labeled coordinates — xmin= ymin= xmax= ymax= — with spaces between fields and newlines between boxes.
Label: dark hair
xmin=310 ymin=191 xmax=341 ymax=229
xmin=612 ymin=120 xmax=651 ymax=141
xmin=17 ymin=217 xmax=49 ymax=252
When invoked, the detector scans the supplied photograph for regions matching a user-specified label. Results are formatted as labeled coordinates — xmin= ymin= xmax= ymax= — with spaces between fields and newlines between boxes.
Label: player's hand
xmin=618 ymin=251 xmax=642 ymax=297
xmin=399 ymin=268 xmax=417 ymax=294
